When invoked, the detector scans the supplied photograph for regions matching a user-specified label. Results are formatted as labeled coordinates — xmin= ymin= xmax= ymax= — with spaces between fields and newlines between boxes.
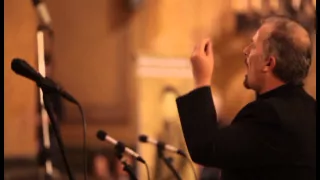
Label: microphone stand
xmin=157 ymin=142 xmax=182 ymax=180
xmin=36 ymin=26 xmax=54 ymax=180
xmin=115 ymin=152 xmax=138 ymax=180
xmin=43 ymin=93 xmax=75 ymax=180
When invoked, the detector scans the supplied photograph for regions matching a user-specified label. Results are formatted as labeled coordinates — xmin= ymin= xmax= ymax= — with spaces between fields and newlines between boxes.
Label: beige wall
xmin=135 ymin=57 xmax=195 ymax=179
xmin=4 ymin=0 xmax=38 ymax=157
xmin=46 ymin=0 xmax=138 ymax=147
xmin=46 ymin=0 xmax=233 ymax=147
xmin=132 ymin=1 xmax=234 ymax=178
xmin=132 ymin=0 xmax=233 ymax=57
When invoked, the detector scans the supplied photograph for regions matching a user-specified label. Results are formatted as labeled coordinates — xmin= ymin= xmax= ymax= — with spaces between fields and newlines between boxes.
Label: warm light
xmin=292 ymin=0 xmax=301 ymax=10
xmin=231 ymin=0 xmax=250 ymax=12
xmin=270 ymin=0 xmax=279 ymax=10
xmin=251 ymin=0 xmax=262 ymax=11
xmin=161 ymin=90 xmax=179 ymax=121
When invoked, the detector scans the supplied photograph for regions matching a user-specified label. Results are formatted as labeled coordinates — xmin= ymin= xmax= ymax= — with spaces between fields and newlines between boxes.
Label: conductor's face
xmin=242 ymin=25 xmax=272 ymax=92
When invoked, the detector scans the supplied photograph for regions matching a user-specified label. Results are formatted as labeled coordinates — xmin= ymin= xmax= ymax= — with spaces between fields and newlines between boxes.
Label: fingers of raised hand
xmin=193 ymin=39 xmax=212 ymax=56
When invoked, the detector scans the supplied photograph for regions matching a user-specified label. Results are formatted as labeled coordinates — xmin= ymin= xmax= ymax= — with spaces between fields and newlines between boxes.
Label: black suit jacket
xmin=176 ymin=84 xmax=316 ymax=180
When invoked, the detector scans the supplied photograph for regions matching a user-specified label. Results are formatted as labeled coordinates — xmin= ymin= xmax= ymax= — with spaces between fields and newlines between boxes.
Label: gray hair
xmin=262 ymin=16 xmax=312 ymax=84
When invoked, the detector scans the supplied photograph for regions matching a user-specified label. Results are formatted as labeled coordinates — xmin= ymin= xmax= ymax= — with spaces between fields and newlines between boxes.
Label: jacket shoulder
xmin=233 ymin=100 xmax=279 ymax=124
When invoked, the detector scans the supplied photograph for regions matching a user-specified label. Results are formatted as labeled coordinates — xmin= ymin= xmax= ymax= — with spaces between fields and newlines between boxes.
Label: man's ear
xmin=263 ymin=56 xmax=276 ymax=72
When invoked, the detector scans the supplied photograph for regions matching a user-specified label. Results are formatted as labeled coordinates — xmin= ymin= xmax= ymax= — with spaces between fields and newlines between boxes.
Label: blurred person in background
xmin=176 ymin=16 xmax=315 ymax=180
xmin=93 ymin=153 xmax=112 ymax=180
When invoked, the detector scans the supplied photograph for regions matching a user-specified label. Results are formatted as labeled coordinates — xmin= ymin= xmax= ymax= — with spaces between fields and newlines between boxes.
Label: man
xmin=200 ymin=166 xmax=221 ymax=180
xmin=176 ymin=16 xmax=316 ymax=180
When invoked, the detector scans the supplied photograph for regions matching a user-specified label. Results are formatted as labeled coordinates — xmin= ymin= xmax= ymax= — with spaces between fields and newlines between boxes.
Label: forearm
xmin=176 ymin=86 xmax=219 ymax=165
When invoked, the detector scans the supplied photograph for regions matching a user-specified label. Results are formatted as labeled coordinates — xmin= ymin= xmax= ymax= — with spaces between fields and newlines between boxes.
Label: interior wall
xmin=47 ymin=0 xmax=138 ymax=147
xmin=131 ymin=1 xmax=234 ymax=178
xmin=4 ymin=0 xmax=38 ymax=157
xmin=131 ymin=0 xmax=258 ymax=126
xmin=135 ymin=57 xmax=195 ymax=179
xmin=132 ymin=0 xmax=233 ymax=57
xmin=46 ymin=0 xmax=233 ymax=147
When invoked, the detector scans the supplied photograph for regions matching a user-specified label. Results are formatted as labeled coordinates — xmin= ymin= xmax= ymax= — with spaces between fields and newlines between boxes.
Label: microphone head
xmin=11 ymin=58 xmax=42 ymax=83
xmin=138 ymin=134 xmax=148 ymax=142
xmin=96 ymin=130 xmax=107 ymax=141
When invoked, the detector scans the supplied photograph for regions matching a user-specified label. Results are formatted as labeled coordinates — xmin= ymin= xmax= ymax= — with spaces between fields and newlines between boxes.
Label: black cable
xmin=43 ymin=94 xmax=75 ymax=180
xmin=115 ymin=152 xmax=138 ymax=180
xmin=187 ymin=157 xmax=198 ymax=180
xmin=144 ymin=162 xmax=151 ymax=180
xmin=157 ymin=143 xmax=182 ymax=180
xmin=77 ymin=104 xmax=88 ymax=180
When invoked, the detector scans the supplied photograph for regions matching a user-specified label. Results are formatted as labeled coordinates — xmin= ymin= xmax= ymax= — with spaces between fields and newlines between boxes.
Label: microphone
xmin=139 ymin=134 xmax=187 ymax=157
xmin=32 ymin=0 xmax=52 ymax=27
xmin=11 ymin=58 xmax=78 ymax=104
xmin=96 ymin=130 xmax=146 ymax=164
xmin=11 ymin=58 xmax=43 ymax=82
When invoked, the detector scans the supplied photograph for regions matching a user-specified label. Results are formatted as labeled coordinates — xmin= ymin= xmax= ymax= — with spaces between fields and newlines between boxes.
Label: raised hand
xmin=190 ymin=38 xmax=214 ymax=88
